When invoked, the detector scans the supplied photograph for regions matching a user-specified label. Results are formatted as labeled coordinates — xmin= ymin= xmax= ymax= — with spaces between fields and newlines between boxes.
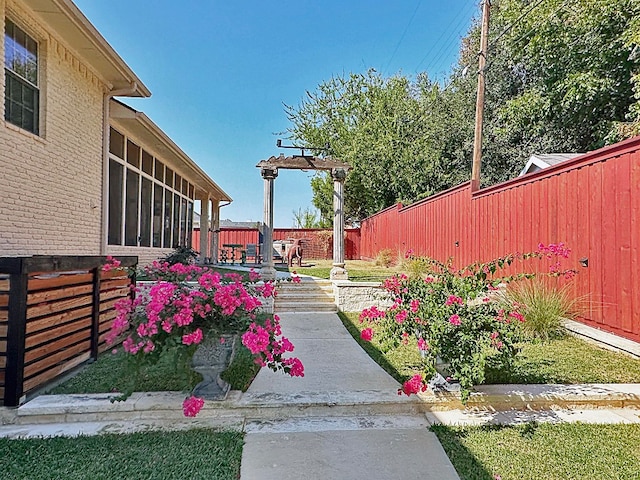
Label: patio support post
xmin=199 ymin=196 xmax=210 ymax=264
xmin=260 ymin=168 xmax=278 ymax=281
xmin=330 ymin=168 xmax=348 ymax=280
xmin=211 ymin=205 xmax=219 ymax=264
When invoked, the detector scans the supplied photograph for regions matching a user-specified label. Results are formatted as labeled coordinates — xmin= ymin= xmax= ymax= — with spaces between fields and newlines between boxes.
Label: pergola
xmin=256 ymin=154 xmax=351 ymax=281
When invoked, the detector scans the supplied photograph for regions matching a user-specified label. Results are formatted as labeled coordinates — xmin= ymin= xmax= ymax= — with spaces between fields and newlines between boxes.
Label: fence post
xmin=90 ymin=266 xmax=101 ymax=361
xmin=4 ymin=270 xmax=28 ymax=407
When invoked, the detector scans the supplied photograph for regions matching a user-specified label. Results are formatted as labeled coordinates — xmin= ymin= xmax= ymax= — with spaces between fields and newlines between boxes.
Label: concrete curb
xmin=3 ymin=383 xmax=640 ymax=430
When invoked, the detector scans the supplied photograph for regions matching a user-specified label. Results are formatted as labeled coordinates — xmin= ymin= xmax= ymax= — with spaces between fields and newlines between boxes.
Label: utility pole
xmin=471 ymin=0 xmax=491 ymax=192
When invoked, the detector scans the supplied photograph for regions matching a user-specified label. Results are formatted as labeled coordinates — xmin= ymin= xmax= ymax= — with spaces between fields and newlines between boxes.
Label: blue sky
xmin=74 ymin=0 xmax=478 ymax=227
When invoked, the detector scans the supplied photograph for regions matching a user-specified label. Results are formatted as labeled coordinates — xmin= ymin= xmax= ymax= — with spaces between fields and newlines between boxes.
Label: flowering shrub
xmin=359 ymin=244 xmax=576 ymax=401
xmin=107 ymin=264 xmax=303 ymax=415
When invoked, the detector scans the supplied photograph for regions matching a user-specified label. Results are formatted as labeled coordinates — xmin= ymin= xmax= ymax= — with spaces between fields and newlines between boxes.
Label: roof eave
xmin=22 ymin=0 xmax=151 ymax=97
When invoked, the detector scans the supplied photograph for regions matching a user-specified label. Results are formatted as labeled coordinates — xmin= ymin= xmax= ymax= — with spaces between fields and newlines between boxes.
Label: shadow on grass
xmin=431 ymin=424 xmax=502 ymax=480
xmin=337 ymin=312 xmax=406 ymax=384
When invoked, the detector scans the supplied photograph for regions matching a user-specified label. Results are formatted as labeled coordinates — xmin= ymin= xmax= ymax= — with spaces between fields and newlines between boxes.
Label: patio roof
xmin=110 ymin=99 xmax=231 ymax=203
xmin=22 ymin=0 xmax=150 ymax=96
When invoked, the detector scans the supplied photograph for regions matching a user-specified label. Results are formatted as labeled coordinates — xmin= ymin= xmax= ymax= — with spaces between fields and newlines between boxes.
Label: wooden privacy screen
xmin=0 ymin=277 xmax=9 ymax=402
xmin=0 ymin=256 xmax=137 ymax=407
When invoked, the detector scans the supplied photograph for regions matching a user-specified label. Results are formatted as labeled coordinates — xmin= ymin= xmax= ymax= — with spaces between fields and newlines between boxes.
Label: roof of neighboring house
xmin=220 ymin=220 xmax=261 ymax=229
xmin=110 ymin=99 xmax=232 ymax=203
xmin=22 ymin=0 xmax=150 ymax=97
xmin=519 ymin=153 xmax=583 ymax=176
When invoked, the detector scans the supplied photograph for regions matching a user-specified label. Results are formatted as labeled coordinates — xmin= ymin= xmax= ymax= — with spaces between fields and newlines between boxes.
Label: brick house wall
xmin=0 ymin=0 xmax=105 ymax=256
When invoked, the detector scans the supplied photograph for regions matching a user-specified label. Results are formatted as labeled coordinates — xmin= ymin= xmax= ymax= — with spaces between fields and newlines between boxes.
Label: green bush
xmin=506 ymin=279 xmax=584 ymax=341
xmin=374 ymin=248 xmax=395 ymax=267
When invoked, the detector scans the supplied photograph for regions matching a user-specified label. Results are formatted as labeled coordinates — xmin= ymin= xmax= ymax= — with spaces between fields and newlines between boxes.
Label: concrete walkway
xmin=240 ymin=311 xmax=460 ymax=480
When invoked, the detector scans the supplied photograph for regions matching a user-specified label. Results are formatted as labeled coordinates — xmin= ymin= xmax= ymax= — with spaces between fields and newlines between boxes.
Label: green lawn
xmin=276 ymin=259 xmax=399 ymax=282
xmin=340 ymin=312 xmax=640 ymax=385
xmin=49 ymin=350 xmax=200 ymax=395
xmin=0 ymin=429 xmax=243 ymax=480
xmin=51 ymin=338 xmax=258 ymax=395
xmin=432 ymin=423 xmax=640 ymax=480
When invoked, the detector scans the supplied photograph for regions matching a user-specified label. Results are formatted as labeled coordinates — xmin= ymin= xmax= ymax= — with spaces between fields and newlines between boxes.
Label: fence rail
xmin=0 ymin=255 xmax=136 ymax=407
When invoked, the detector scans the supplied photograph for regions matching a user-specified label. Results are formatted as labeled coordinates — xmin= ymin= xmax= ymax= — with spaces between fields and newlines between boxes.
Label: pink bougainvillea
xmin=360 ymin=327 xmax=374 ymax=342
xmin=398 ymin=374 xmax=428 ymax=396
xmin=182 ymin=396 xmax=205 ymax=417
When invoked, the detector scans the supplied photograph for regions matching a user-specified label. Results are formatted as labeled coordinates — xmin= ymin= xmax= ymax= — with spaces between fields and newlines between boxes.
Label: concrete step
xmin=244 ymin=415 xmax=430 ymax=434
xmin=8 ymin=390 xmax=428 ymax=428
xmin=276 ymin=292 xmax=334 ymax=301
xmin=274 ymin=303 xmax=338 ymax=313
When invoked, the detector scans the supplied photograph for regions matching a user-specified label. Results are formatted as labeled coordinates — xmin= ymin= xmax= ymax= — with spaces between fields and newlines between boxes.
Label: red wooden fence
xmin=360 ymin=136 xmax=640 ymax=343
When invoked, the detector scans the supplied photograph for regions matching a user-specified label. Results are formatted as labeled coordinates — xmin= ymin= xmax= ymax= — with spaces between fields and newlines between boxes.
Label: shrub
xmin=162 ymin=246 xmax=199 ymax=266
xmin=359 ymin=244 xmax=577 ymax=401
xmin=374 ymin=248 xmax=395 ymax=267
xmin=506 ymin=279 xmax=584 ymax=341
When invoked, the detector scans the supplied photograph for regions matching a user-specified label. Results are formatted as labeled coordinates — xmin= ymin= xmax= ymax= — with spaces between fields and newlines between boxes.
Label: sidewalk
xmin=239 ymin=311 xmax=460 ymax=480
xmin=1 ymin=280 xmax=640 ymax=478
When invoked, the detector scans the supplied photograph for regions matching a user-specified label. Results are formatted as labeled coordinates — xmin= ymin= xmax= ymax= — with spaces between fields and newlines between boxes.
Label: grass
xmin=276 ymin=259 xmax=402 ymax=282
xmin=0 ymin=429 xmax=243 ymax=480
xmin=340 ymin=311 xmax=640 ymax=385
xmin=338 ymin=312 xmax=429 ymax=384
xmin=51 ymin=337 xmax=261 ymax=395
xmin=49 ymin=350 xmax=201 ymax=395
xmin=220 ymin=337 xmax=261 ymax=391
xmin=432 ymin=423 xmax=640 ymax=480
xmin=485 ymin=335 xmax=640 ymax=384
xmin=505 ymin=279 xmax=585 ymax=341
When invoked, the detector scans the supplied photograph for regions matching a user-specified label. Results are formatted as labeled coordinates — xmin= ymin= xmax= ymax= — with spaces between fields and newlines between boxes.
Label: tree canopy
xmin=285 ymin=0 xmax=640 ymax=223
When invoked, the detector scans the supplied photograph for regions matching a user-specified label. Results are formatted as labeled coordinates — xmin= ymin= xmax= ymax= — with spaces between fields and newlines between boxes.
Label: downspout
xmin=100 ymin=82 xmax=138 ymax=255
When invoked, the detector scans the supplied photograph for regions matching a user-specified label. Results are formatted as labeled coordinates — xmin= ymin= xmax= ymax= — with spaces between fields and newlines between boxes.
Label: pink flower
xmin=283 ymin=357 xmax=305 ymax=377
xmin=182 ymin=396 xmax=205 ymax=417
xmin=509 ymin=311 xmax=525 ymax=322
xmin=445 ymin=295 xmax=464 ymax=306
xmin=292 ymin=275 xmax=301 ymax=284
xmin=410 ymin=299 xmax=420 ymax=313
xmin=417 ymin=338 xmax=429 ymax=351
xmin=395 ymin=309 xmax=408 ymax=324
xmin=449 ymin=314 xmax=461 ymax=326
xmin=404 ymin=249 xmax=414 ymax=259
xmin=182 ymin=328 xmax=203 ymax=346
xmin=249 ymin=269 xmax=261 ymax=282
xmin=398 ymin=374 xmax=428 ymax=396
xmin=361 ymin=328 xmax=374 ymax=342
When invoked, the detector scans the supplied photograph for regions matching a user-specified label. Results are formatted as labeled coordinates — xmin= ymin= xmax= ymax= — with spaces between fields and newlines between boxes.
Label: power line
xmin=414 ymin=1 xmax=476 ymax=73
xmin=384 ymin=0 xmax=423 ymax=75
xmin=427 ymin=3 xmax=478 ymax=76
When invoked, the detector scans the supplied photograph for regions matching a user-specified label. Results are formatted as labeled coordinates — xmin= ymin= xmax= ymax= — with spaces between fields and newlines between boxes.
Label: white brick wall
xmin=0 ymin=0 xmax=105 ymax=256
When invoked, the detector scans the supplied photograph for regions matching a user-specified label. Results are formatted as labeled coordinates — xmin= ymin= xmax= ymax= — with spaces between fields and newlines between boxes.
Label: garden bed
xmin=339 ymin=312 xmax=640 ymax=386
xmin=49 ymin=337 xmax=258 ymax=395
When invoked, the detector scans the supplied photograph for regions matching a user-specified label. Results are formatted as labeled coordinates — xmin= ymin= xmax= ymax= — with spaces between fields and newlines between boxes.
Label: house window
xmin=107 ymin=127 xmax=196 ymax=249
xmin=4 ymin=19 xmax=39 ymax=134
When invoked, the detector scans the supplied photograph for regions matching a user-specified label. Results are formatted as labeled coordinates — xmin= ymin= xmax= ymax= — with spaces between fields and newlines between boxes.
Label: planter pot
xmin=428 ymin=356 xmax=460 ymax=392
xmin=191 ymin=334 xmax=236 ymax=400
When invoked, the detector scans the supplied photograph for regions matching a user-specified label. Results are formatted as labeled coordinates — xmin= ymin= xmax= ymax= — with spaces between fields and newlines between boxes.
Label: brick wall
xmin=0 ymin=0 xmax=106 ymax=256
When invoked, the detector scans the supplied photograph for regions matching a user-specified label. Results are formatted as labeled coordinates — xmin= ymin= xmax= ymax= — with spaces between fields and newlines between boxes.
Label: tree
xmin=285 ymin=0 xmax=640 ymax=218
xmin=480 ymin=0 xmax=640 ymax=177
xmin=285 ymin=71 xmax=459 ymax=222
xmin=292 ymin=207 xmax=330 ymax=228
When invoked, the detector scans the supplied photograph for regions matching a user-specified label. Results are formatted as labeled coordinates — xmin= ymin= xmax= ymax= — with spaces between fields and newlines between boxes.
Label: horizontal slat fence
xmin=0 ymin=256 xmax=136 ymax=406
xmin=360 ymin=136 xmax=640 ymax=343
